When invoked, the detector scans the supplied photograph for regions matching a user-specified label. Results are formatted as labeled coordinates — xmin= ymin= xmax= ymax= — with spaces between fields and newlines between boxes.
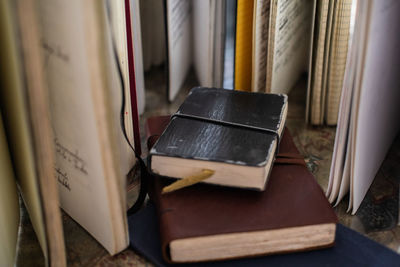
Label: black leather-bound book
xmin=149 ymin=87 xmax=288 ymax=190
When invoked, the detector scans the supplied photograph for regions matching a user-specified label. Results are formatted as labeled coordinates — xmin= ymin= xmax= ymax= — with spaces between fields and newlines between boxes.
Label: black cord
xmin=106 ymin=1 xmax=147 ymax=215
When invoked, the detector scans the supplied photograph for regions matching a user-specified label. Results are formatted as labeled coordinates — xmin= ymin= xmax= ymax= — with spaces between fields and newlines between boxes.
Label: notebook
xmin=327 ymin=0 xmax=400 ymax=213
xmin=128 ymin=202 xmax=400 ymax=266
xmin=149 ymin=87 xmax=288 ymax=190
xmin=0 ymin=0 xmax=142 ymax=265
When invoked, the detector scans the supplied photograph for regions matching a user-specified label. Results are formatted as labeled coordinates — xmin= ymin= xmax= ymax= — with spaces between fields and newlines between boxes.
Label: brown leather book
xmin=146 ymin=116 xmax=338 ymax=263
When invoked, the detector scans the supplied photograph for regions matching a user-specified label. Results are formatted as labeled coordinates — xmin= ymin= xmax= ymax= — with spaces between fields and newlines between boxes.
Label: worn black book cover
xmin=176 ymin=87 xmax=287 ymax=133
xmin=149 ymin=87 xmax=288 ymax=190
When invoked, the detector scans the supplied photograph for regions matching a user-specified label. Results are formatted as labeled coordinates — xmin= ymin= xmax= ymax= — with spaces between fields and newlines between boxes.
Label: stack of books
xmin=145 ymin=87 xmax=338 ymax=264
xmin=2 ymin=0 xmax=400 ymax=266
xmin=136 ymin=89 xmax=400 ymax=266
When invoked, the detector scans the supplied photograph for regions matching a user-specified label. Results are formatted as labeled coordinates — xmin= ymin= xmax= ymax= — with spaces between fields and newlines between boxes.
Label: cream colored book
xmin=36 ymin=0 xmax=131 ymax=255
xmin=328 ymin=0 xmax=400 ymax=214
xmin=0 ymin=0 xmax=141 ymax=265
xmin=0 ymin=0 xmax=66 ymax=265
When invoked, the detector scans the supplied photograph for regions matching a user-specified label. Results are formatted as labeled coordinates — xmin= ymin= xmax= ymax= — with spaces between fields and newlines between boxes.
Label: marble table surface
xmin=16 ymin=68 xmax=400 ymax=266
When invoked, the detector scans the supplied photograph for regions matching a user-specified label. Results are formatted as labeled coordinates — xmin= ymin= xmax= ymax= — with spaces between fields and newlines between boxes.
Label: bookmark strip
xmin=162 ymin=169 xmax=215 ymax=194
xmin=109 ymin=2 xmax=146 ymax=215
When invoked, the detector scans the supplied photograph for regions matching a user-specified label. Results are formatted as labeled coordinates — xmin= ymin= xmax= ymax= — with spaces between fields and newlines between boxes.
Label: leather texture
xmin=146 ymin=115 xmax=171 ymax=149
xmin=129 ymin=203 xmax=400 ymax=267
xmin=146 ymin=116 xmax=337 ymax=263
xmin=150 ymin=88 xmax=287 ymax=169
xmin=150 ymin=116 xmax=276 ymax=166
xmin=176 ymin=87 xmax=287 ymax=133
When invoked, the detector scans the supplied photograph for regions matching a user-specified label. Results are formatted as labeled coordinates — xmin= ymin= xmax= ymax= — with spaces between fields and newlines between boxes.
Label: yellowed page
xmin=193 ymin=0 xmax=213 ymax=87
xmin=166 ymin=0 xmax=192 ymax=100
xmin=0 ymin=113 xmax=19 ymax=267
xmin=305 ymin=0 xmax=318 ymax=123
xmin=0 ymin=0 xmax=48 ymax=260
xmin=108 ymin=0 xmax=136 ymax=174
xmin=251 ymin=0 xmax=270 ymax=92
xmin=37 ymin=0 xmax=128 ymax=254
xmin=318 ymin=0 xmax=336 ymax=125
xmin=309 ymin=0 xmax=330 ymax=124
xmin=267 ymin=0 xmax=314 ymax=94
xmin=265 ymin=0 xmax=277 ymax=93
xmin=130 ymin=0 xmax=146 ymax=115
xmin=17 ymin=0 xmax=70 ymax=264
xmin=325 ymin=0 xmax=352 ymax=125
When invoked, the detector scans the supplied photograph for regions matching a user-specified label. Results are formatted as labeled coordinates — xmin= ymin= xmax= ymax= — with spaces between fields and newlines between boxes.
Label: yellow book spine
xmin=235 ymin=0 xmax=254 ymax=91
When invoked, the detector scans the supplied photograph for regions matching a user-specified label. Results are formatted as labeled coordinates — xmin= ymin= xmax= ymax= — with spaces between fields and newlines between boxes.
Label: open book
xmin=306 ymin=0 xmax=353 ymax=125
xmin=0 ymin=0 xmax=142 ymax=265
xmin=163 ymin=0 xmax=314 ymax=99
xmin=247 ymin=0 xmax=353 ymax=126
xmin=165 ymin=0 xmax=228 ymax=101
xmin=238 ymin=0 xmax=354 ymax=127
xmin=327 ymin=0 xmax=400 ymax=214
xmin=157 ymin=0 xmax=354 ymax=128
xmin=133 ymin=0 xmax=357 ymax=127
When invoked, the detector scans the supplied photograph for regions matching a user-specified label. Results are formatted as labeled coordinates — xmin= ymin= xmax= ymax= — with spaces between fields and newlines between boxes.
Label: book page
xmin=346 ymin=0 xmax=369 ymax=213
xmin=318 ymin=0 xmax=335 ymax=125
xmin=192 ymin=0 xmax=213 ymax=87
xmin=0 ymin=114 xmax=19 ymax=267
xmin=0 ymin=0 xmax=48 ymax=259
xmin=325 ymin=0 xmax=352 ymax=125
xmin=268 ymin=0 xmax=313 ymax=94
xmin=106 ymin=0 xmax=138 ymax=210
xmin=166 ymin=0 xmax=192 ymax=101
xmin=17 ymin=0 xmax=68 ymax=263
xmin=251 ymin=0 xmax=271 ymax=92
xmin=327 ymin=32 xmax=355 ymax=202
xmin=212 ymin=0 xmax=226 ymax=88
xmin=352 ymin=0 xmax=400 ymax=213
xmin=336 ymin=126 xmax=352 ymax=206
xmin=327 ymin=0 xmax=357 ymax=202
xmin=129 ymin=0 xmax=146 ymax=115
xmin=265 ymin=0 xmax=277 ymax=93
xmin=109 ymin=0 xmax=136 ymax=170
xmin=309 ymin=0 xmax=330 ymax=124
xmin=37 ymin=0 xmax=127 ymax=253
xmin=305 ymin=0 xmax=317 ymax=123
xmin=140 ymin=0 xmax=166 ymax=71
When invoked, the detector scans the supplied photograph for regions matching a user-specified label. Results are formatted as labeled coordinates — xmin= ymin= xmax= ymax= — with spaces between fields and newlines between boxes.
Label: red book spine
xmin=124 ymin=0 xmax=142 ymax=156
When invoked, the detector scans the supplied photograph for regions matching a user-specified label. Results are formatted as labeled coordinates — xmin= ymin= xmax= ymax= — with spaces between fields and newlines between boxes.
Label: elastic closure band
xmin=172 ymin=113 xmax=281 ymax=156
